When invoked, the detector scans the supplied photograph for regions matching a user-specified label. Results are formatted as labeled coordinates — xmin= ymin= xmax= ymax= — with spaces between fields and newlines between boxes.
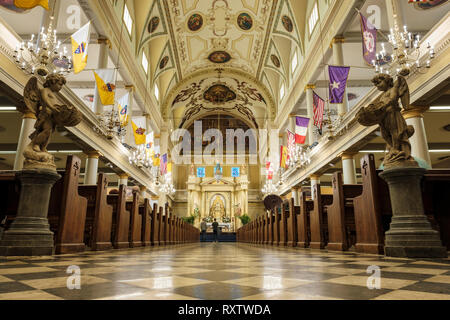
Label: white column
xmin=331 ymin=37 xmax=348 ymax=116
xmin=118 ymin=173 xmax=129 ymax=186
xmin=291 ymin=187 xmax=300 ymax=206
xmin=93 ymin=39 xmax=110 ymax=115
xmin=13 ymin=112 xmax=36 ymax=171
xmin=341 ymin=152 xmax=357 ymax=185
xmin=139 ymin=186 xmax=147 ymax=202
xmin=305 ymin=84 xmax=316 ymax=146
xmin=310 ymin=174 xmax=320 ymax=200
xmin=402 ymin=106 xmax=432 ymax=168
xmin=83 ymin=151 xmax=100 ymax=185
xmin=385 ymin=0 xmax=404 ymax=30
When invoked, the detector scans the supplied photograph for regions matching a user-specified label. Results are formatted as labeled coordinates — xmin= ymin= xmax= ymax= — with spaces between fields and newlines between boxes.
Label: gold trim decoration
xmin=330 ymin=36 xmax=345 ymax=48
xmin=310 ymin=174 xmax=321 ymax=180
xmin=401 ymin=106 xmax=429 ymax=120
xmin=86 ymin=151 xmax=102 ymax=159
xmin=118 ymin=173 xmax=130 ymax=179
xmin=162 ymin=67 xmax=277 ymax=121
xmin=304 ymin=84 xmax=316 ymax=92
xmin=23 ymin=112 xmax=37 ymax=119
xmin=340 ymin=151 xmax=358 ymax=160
xmin=98 ymin=38 xmax=112 ymax=49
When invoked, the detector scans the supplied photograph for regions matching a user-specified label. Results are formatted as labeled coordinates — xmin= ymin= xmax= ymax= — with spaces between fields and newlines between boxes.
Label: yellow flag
xmin=71 ymin=22 xmax=90 ymax=74
xmin=167 ymin=162 xmax=172 ymax=173
xmin=94 ymin=69 xmax=116 ymax=105
xmin=14 ymin=0 xmax=48 ymax=10
xmin=280 ymin=145 xmax=288 ymax=169
xmin=131 ymin=120 xmax=146 ymax=145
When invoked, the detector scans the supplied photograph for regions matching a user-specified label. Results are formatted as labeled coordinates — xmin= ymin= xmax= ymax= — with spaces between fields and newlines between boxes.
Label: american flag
xmin=313 ymin=91 xmax=325 ymax=131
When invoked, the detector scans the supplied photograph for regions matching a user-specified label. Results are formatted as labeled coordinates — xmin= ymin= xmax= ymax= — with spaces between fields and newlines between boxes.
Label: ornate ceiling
xmin=137 ymin=0 xmax=304 ymax=126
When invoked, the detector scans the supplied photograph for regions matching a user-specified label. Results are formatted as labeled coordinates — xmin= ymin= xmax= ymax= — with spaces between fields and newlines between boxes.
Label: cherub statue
xmin=356 ymin=74 xmax=416 ymax=169
xmin=22 ymin=74 xmax=82 ymax=171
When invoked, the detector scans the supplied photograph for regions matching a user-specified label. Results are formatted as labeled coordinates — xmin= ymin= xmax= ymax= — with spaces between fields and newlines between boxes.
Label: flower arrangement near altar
xmin=205 ymin=216 xmax=213 ymax=223
xmin=222 ymin=216 xmax=231 ymax=223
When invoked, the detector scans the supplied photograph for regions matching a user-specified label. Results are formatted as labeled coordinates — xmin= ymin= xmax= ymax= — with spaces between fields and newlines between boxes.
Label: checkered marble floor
xmin=0 ymin=243 xmax=449 ymax=300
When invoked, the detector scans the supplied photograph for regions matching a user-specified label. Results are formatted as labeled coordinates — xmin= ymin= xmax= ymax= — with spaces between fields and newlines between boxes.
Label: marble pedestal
xmin=0 ymin=170 xmax=61 ymax=256
xmin=380 ymin=166 xmax=447 ymax=258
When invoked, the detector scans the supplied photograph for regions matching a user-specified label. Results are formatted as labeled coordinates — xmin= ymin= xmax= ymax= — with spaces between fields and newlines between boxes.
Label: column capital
xmin=85 ymin=150 xmax=102 ymax=159
xmin=154 ymin=134 xmax=161 ymax=139
xmin=118 ymin=173 xmax=130 ymax=179
xmin=304 ymin=84 xmax=316 ymax=92
xmin=98 ymin=38 xmax=112 ymax=49
xmin=330 ymin=36 xmax=345 ymax=47
xmin=22 ymin=112 xmax=36 ymax=119
xmin=125 ymin=85 xmax=134 ymax=92
xmin=310 ymin=174 xmax=321 ymax=181
xmin=139 ymin=185 xmax=147 ymax=192
xmin=339 ymin=151 xmax=358 ymax=160
xmin=402 ymin=105 xmax=429 ymax=120
xmin=291 ymin=187 xmax=300 ymax=191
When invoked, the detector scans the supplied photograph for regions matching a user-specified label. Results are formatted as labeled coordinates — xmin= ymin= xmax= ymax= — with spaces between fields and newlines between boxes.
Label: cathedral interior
xmin=0 ymin=0 xmax=449 ymax=302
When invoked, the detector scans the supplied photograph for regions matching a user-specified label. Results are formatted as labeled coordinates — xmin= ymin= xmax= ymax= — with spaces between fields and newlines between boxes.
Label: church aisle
xmin=0 ymin=244 xmax=449 ymax=300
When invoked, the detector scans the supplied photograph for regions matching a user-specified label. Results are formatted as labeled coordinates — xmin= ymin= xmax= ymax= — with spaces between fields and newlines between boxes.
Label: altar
xmin=186 ymin=165 xmax=249 ymax=232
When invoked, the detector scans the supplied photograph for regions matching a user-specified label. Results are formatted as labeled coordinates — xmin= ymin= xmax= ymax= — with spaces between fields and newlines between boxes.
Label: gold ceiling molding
xmin=162 ymin=67 xmax=277 ymax=121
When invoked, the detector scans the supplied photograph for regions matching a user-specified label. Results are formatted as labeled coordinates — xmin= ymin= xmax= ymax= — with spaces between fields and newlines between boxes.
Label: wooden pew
xmin=0 ymin=172 xmax=20 ymax=231
xmin=353 ymin=154 xmax=391 ymax=254
xmin=158 ymin=206 xmax=164 ymax=245
xmin=422 ymin=170 xmax=450 ymax=250
xmin=139 ymin=199 xmax=152 ymax=246
xmin=279 ymin=200 xmax=289 ymax=246
xmin=107 ymin=185 xmax=131 ymax=249
xmin=151 ymin=203 xmax=159 ymax=246
xmin=264 ymin=212 xmax=269 ymax=245
xmin=297 ymin=191 xmax=313 ymax=248
xmin=78 ymin=173 xmax=113 ymax=251
xmin=286 ymin=198 xmax=298 ymax=247
xmin=168 ymin=207 xmax=174 ymax=245
xmin=273 ymin=206 xmax=281 ymax=246
xmin=309 ymin=184 xmax=333 ymax=249
xmin=354 ymin=154 xmax=450 ymax=252
xmin=326 ymin=172 xmax=363 ymax=251
xmin=48 ymin=155 xmax=88 ymax=254
xmin=268 ymin=209 xmax=274 ymax=245
xmin=126 ymin=191 xmax=142 ymax=248
xmin=259 ymin=216 xmax=264 ymax=244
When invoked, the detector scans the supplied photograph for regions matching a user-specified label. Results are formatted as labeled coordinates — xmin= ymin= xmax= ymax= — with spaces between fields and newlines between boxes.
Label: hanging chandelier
xmin=372 ymin=15 xmax=434 ymax=76
xmin=286 ymin=145 xmax=312 ymax=169
xmin=158 ymin=172 xmax=176 ymax=196
xmin=128 ymin=144 xmax=151 ymax=168
xmin=261 ymin=180 xmax=280 ymax=195
xmin=93 ymin=108 xmax=126 ymax=141
xmin=13 ymin=16 xmax=72 ymax=76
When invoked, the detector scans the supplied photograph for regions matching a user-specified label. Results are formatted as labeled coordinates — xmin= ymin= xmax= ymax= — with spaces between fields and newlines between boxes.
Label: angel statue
xmin=22 ymin=74 xmax=82 ymax=171
xmin=356 ymin=74 xmax=416 ymax=169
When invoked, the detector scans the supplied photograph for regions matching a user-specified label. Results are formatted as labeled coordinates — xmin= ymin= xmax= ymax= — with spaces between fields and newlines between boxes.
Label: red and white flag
xmin=295 ymin=116 xmax=310 ymax=144
xmin=287 ymin=130 xmax=296 ymax=161
xmin=313 ymin=91 xmax=325 ymax=132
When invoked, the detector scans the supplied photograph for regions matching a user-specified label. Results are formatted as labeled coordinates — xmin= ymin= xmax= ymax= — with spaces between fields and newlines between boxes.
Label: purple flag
xmin=359 ymin=13 xmax=377 ymax=66
xmin=328 ymin=66 xmax=350 ymax=104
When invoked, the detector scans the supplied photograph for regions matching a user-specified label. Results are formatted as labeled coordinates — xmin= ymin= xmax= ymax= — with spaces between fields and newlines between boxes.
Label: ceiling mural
xmin=138 ymin=0 xmax=168 ymax=54
xmin=153 ymin=41 xmax=175 ymax=84
xmin=272 ymin=0 xmax=302 ymax=49
xmin=168 ymin=69 xmax=273 ymax=129
xmin=264 ymin=40 xmax=286 ymax=79
xmin=166 ymin=0 xmax=277 ymax=78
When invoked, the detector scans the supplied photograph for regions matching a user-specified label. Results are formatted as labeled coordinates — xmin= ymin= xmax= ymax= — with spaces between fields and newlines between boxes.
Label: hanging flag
xmin=116 ymin=92 xmax=130 ymax=127
xmin=280 ymin=145 xmax=288 ymax=169
xmin=13 ymin=0 xmax=48 ymax=10
xmin=295 ymin=116 xmax=310 ymax=145
xmin=131 ymin=120 xmax=146 ymax=145
xmin=313 ymin=91 xmax=325 ymax=134
xmin=266 ymin=161 xmax=271 ymax=171
xmin=71 ymin=22 xmax=90 ymax=74
xmin=160 ymin=153 xmax=168 ymax=175
xmin=167 ymin=162 xmax=172 ymax=174
xmin=287 ymin=130 xmax=296 ymax=161
xmin=93 ymin=69 xmax=116 ymax=105
xmin=329 ymin=66 xmax=350 ymax=104
xmin=145 ymin=132 xmax=154 ymax=157
xmin=359 ymin=12 xmax=377 ymax=66
xmin=152 ymin=145 xmax=160 ymax=166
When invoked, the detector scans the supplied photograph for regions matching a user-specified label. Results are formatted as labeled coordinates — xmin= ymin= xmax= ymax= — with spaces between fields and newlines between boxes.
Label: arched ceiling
xmin=136 ymin=0 xmax=304 ymax=127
